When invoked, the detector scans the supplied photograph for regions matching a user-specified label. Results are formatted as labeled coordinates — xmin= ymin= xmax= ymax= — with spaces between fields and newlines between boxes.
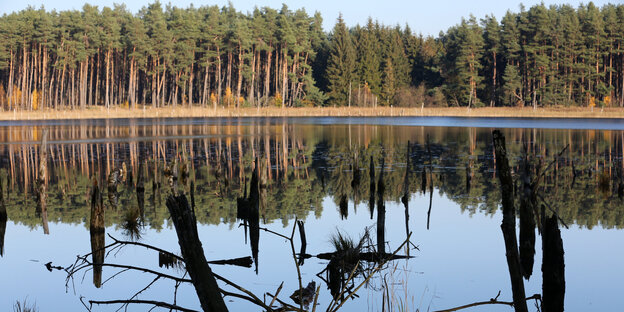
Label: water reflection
xmin=0 ymin=175 xmax=6 ymax=256
xmin=89 ymin=179 xmax=105 ymax=288
xmin=0 ymin=118 xmax=622 ymax=310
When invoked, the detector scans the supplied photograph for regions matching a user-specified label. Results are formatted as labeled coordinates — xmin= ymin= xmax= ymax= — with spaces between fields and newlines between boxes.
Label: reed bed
xmin=1 ymin=105 xmax=624 ymax=121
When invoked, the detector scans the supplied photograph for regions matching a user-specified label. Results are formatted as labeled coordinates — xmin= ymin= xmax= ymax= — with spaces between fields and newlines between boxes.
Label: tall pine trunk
xmin=236 ymin=44 xmax=243 ymax=108
xmin=264 ymin=49 xmax=272 ymax=107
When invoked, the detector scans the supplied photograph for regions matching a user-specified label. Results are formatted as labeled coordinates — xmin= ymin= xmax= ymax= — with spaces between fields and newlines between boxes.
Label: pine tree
xmin=326 ymin=14 xmax=355 ymax=106
xmin=482 ymin=15 xmax=501 ymax=107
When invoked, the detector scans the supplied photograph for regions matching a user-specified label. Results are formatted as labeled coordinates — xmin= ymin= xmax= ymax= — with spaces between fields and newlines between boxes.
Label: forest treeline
xmin=0 ymin=1 xmax=623 ymax=110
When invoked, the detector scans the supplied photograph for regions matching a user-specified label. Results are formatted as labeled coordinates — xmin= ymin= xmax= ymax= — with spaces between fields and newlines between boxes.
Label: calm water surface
xmin=0 ymin=117 xmax=623 ymax=312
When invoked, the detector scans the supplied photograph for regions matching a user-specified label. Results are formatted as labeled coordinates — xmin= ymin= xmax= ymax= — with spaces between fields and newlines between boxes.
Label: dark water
xmin=0 ymin=117 xmax=623 ymax=311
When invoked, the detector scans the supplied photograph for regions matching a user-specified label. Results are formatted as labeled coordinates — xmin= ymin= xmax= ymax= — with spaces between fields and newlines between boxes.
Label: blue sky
xmin=0 ymin=0 xmax=618 ymax=36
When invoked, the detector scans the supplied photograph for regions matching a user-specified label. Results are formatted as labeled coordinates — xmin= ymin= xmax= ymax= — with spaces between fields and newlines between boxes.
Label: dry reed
xmin=2 ymin=105 xmax=624 ymax=121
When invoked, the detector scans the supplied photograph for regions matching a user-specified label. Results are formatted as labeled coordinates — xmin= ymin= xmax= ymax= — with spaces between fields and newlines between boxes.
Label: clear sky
xmin=0 ymin=0 xmax=618 ymax=36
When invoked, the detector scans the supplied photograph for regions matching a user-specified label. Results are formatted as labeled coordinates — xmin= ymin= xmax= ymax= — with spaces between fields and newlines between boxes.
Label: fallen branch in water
xmin=433 ymin=292 xmax=541 ymax=312
xmin=88 ymin=299 xmax=198 ymax=312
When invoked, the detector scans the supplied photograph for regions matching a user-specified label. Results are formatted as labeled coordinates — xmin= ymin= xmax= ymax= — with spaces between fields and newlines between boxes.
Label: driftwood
xmin=166 ymin=194 xmax=228 ymax=312
xmin=493 ymin=130 xmax=528 ymax=312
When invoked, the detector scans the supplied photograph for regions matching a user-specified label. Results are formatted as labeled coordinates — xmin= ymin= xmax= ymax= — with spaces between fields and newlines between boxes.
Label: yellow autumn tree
xmin=32 ymin=89 xmax=40 ymax=110
xmin=274 ymin=93 xmax=283 ymax=107
xmin=224 ymin=87 xmax=233 ymax=107
xmin=589 ymin=96 xmax=596 ymax=109
xmin=210 ymin=92 xmax=217 ymax=107
xmin=9 ymin=85 xmax=22 ymax=109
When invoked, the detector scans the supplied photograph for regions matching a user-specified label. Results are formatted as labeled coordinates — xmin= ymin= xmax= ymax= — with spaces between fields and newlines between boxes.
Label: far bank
xmin=1 ymin=106 xmax=624 ymax=121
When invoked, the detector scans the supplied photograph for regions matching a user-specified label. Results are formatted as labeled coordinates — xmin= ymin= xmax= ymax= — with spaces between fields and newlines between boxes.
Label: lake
xmin=0 ymin=117 xmax=623 ymax=312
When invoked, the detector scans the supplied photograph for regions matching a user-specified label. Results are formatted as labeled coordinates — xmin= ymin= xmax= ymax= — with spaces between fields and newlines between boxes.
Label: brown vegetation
xmin=3 ymin=106 xmax=624 ymax=121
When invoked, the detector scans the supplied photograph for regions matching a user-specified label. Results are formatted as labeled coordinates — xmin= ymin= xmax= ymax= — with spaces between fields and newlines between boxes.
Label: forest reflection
xmin=1 ymin=119 xmax=624 ymax=234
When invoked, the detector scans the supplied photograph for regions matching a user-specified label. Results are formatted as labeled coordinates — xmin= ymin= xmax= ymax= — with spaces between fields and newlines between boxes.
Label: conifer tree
xmin=326 ymin=14 xmax=355 ymax=106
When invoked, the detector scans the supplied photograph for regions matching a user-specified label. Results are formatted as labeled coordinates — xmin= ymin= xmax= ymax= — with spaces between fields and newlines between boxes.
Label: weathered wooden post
xmin=541 ymin=207 xmax=565 ymax=312
xmin=493 ymin=130 xmax=528 ymax=312
xmin=166 ymin=194 xmax=228 ymax=312
xmin=90 ymin=178 xmax=105 ymax=288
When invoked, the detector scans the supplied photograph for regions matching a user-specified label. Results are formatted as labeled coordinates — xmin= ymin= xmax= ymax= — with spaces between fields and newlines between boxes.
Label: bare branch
xmin=89 ymin=300 xmax=198 ymax=312
xmin=434 ymin=294 xmax=541 ymax=312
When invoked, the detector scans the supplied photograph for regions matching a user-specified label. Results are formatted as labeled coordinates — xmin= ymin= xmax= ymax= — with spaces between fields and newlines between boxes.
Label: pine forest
xmin=0 ymin=1 xmax=623 ymax=111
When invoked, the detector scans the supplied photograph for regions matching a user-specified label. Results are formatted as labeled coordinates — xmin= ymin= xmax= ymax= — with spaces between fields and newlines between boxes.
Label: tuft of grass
xmin=329 ymin=229 xmax=369 ymax=272
xmin=13 ymin=298 xmax=38 ymax=312
xmin=121 ymin=207 xmax=143 ymax=241
xmin=330 ymin=230 xmax=356 ymax=253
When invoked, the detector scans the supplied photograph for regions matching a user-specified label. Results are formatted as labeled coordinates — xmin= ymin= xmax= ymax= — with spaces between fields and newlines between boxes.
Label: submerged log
xmin=166 ymin=194 xmax=228 ymax=312
xmin=542 ymin=209 xmax=565 ymax=312
xmin=493 ymin=130 xmax=528 ymax=312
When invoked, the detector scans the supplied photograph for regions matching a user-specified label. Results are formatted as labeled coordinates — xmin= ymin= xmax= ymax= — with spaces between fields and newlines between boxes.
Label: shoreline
xmin=1 ymin=106 xmax=624 ymax=121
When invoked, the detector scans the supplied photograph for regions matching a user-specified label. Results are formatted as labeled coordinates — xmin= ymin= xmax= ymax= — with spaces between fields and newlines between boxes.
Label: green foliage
xmin=0 ymin=2 xmax=624 ymax=109
xmin=325 ymin=14 xmax=356 ymax=106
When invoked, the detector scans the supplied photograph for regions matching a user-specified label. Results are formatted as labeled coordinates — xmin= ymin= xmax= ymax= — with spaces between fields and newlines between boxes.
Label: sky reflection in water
xmin=0 ymin=117 xmax=623 ymax=311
